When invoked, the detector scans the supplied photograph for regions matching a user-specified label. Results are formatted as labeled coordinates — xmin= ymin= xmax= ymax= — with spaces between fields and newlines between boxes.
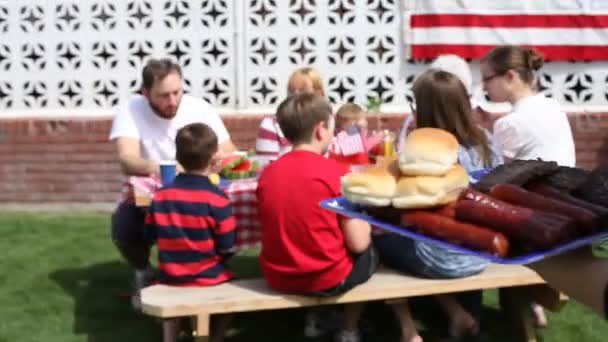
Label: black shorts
xmin=310 ymin=246 xmax=379 ymax=297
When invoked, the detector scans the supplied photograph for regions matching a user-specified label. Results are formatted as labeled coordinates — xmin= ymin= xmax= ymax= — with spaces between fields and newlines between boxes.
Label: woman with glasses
xmin=481 ymin=45 xmax=577 ymax=328
xmin=481 ymin=45 xmax=575 ymax=167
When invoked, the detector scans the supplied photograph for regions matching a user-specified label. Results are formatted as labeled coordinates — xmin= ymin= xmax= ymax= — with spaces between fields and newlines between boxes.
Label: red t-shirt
xmin=257 ymin=150 xmax=352 ymax=292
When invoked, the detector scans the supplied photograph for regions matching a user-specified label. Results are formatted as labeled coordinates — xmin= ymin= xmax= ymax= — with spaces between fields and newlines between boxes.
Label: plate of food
xmin=323 ymin=128 xmax=608 ymax=264
xmin=321 ymin=193 xmax=608 ymax=265
xmin=219 ymin=152 xmax=259 ymax=181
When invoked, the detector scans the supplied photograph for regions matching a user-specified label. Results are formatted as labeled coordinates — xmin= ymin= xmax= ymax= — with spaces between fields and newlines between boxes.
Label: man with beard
xmin=108 ymin=58 xmax=236 ymax=309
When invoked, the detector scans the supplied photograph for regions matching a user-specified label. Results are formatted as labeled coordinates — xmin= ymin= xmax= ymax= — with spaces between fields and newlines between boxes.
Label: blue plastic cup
xmin=159 ymin=160 xmax=177 ymax=186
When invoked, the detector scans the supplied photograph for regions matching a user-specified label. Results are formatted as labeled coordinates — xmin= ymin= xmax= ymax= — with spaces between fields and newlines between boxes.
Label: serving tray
xmin=321 ymin=169 xmax=608 ymax=264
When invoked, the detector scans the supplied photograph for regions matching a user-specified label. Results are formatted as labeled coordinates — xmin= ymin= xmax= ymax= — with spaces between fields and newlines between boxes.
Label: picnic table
xmin=133 ymin=173 xmax=568 ymax=342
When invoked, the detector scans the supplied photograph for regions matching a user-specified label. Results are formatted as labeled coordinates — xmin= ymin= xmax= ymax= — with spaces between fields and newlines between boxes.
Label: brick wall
xmin=0 ymin=113 xmax=606 ymax=204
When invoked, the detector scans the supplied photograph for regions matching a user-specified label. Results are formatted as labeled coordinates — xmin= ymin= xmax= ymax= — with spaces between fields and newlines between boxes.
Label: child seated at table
xmin=144 ymin=123 xmax=236 ymax=342
xmin=329 ymin=103 xmax=372 ymax=166
xmin=255 ymin=67 xmax=326 ymax=167
xmin=257 ymin=93 xmax=378 ymax=342
xmin=374 ymin=69 xmax=504 ymax=342
xmin=335 ymin=103 xmax=368 ymax=132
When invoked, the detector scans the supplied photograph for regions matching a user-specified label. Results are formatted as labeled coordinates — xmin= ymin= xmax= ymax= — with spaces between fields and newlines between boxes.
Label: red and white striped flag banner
xmin=336 ymin=126 xmax=366 ymax=156
xmin=406 ymin=0 xmax=608 ymax=60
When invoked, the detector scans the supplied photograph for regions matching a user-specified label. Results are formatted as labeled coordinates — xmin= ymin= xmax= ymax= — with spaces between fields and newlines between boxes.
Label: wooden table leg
xmin=499 ymin=287 xmax=537 ymax=342
xmin=522 ymin=284 xmax=568 ymax=312
xmin=192 ymin=313 xmax=210 ymax=342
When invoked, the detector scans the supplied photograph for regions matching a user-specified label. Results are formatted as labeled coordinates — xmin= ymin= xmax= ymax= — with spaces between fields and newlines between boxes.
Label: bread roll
xmin=399 ymin=128 xmax=459 ymax=176
xmin=392 ymin=164 xmax=469 ymax=209
xmin=341 ymin=157 xmax=400 ymax=206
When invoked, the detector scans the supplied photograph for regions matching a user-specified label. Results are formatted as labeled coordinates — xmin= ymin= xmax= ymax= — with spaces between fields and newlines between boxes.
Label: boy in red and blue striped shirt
xmin=144 ymin=123 xmax=235 ymax=342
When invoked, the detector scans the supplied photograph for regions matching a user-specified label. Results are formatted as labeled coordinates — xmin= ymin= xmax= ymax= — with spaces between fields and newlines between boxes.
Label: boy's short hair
xmin=175 ymin=123 xmax=218 ymax=171
xmin=276 ymin=93 xmax=333 ymax=145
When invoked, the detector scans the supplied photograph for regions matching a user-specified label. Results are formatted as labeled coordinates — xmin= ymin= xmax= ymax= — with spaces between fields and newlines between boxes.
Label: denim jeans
xmin=373 ymin=233 xmax=483 ymax=319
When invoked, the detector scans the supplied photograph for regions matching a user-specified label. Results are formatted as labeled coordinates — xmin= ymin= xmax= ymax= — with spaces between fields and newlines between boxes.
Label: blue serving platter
xmin=320 ymin=169 xmax=608 ymax=264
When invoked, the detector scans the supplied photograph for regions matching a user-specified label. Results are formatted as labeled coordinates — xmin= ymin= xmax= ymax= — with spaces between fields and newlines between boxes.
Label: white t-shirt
xmin=109 ymin=94 xmax=230 ymax=162
xmin=493 ymin=94 xmax=575 ymax=167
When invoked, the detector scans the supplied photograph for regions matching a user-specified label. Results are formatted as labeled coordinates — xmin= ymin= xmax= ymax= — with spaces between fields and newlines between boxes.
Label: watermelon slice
xmin=221 ymin=159 xmax=259 ymax=180
xmin=220 ymin=154 xmax=248 ymax=172
xmin=222 ymin=169 xmax=257 ymax=180
xmin=231 ymin=159 xmax=252 ymax=172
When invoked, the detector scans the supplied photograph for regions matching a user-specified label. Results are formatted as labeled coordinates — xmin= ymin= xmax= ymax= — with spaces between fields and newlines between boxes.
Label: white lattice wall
xmin=1 ymin=0 xmax=608 ymax=117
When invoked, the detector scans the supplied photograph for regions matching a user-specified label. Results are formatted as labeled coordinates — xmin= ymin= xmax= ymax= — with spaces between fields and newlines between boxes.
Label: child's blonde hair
xmin=335 ymin=103 xmax=365 ymax=131
xmin=288 ymin=67 xmax=325 ymax=97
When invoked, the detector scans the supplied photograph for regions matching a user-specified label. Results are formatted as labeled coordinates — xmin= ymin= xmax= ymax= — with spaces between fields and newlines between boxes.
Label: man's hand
xmin=219 ymin=139 xmax=237 ymax=155
xmin=209 ymin=151 xmax=225 ymax=174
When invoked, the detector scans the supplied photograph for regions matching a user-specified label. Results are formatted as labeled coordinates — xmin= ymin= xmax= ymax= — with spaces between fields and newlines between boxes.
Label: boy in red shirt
xmin=257 ymin=93 xmax=378 ymax=342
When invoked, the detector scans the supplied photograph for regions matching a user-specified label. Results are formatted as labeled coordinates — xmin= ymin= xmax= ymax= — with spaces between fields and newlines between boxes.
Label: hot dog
xmin=401 ymin=210 xmax=510 ymax=256
xmin=489 ymin=183 xmax=597 ymax=235
xmin=527 ymin=183 xmax=608 ymax=222
xmin=456 ymin=188 xmax=574 ymax=248
xmin=434 ymin=201 xmax=457 ymax=218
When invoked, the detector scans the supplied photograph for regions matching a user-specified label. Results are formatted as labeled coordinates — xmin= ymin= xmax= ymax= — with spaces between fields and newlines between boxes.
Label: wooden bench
xmin=141 ymin=264 xmax=567 ymax=342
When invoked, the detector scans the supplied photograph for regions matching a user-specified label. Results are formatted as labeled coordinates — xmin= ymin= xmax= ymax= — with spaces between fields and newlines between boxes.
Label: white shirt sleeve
xmin=203 ymin=106 xmax=230 ymax=144
xmin=493 ymin=118 xmax=527 ymax=161
xmin=109 ymin=104 xmax=139 ymax=141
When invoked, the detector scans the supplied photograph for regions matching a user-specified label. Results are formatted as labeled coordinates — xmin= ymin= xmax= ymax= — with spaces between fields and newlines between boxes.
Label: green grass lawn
xmin=1 ymin=211 xmax=607 ymax=342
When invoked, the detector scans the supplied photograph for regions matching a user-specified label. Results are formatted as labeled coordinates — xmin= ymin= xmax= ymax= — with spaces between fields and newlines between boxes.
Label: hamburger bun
xmin=392 ymin=164 xmax=469 ymax=209
xmin=341 ymin=157 xmax=400 ymax=206
xmin=399 ymin=128 xmax=459 ymax=176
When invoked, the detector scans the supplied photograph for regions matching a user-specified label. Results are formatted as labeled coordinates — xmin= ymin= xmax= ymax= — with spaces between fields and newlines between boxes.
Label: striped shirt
xmin=414 ymin=131 xmax=503 ymax=278
xmin=255 ymin=116 xmax=291 ymax=166
xmin=144 ymin=173 xmax=236 ymax=286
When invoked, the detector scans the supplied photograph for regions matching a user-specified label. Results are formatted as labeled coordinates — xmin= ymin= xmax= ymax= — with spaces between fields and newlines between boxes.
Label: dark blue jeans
xmin=111 ymin=200 xmax=151 ymax=269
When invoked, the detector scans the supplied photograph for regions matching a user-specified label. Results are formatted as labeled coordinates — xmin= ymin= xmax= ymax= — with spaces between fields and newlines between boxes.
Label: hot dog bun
xmin=399 ymin=128 xmax=459 ymax=176
xmin=341 ymin=157 xmax=400 ymax=206
xmin=392 ymin=164 xmax=469 ymax=209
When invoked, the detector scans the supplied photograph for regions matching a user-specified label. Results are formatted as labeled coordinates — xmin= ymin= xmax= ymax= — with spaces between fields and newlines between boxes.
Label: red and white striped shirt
xmin=255 ymin=116 xmax=291 ymax=165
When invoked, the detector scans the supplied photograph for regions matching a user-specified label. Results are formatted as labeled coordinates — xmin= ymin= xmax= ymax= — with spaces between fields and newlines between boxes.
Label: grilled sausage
xmin=456 ymin=188 xmax=574 ymax=248
xmin=527 ymin=183 xmax=608 ymax=224
xmin=401 ymin=210 xmax=510 ymax=256
xmin=490 ymin=183 xmax=597 ymax=235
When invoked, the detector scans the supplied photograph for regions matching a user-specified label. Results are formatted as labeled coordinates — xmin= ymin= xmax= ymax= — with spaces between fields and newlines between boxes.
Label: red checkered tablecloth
xmin=129 ymin=176 xmax=261 ymax=250
xmin=220 ymin=178 xmax=260 ymax=249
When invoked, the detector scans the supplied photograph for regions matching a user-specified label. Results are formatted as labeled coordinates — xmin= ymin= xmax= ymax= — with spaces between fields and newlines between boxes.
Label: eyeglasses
xmin=482 ymin=72 xmax=504 ymax=83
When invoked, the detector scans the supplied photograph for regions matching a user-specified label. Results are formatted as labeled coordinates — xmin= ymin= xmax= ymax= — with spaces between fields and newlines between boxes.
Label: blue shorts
xmin=373 ymin=233 xmax=485 ymax=279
